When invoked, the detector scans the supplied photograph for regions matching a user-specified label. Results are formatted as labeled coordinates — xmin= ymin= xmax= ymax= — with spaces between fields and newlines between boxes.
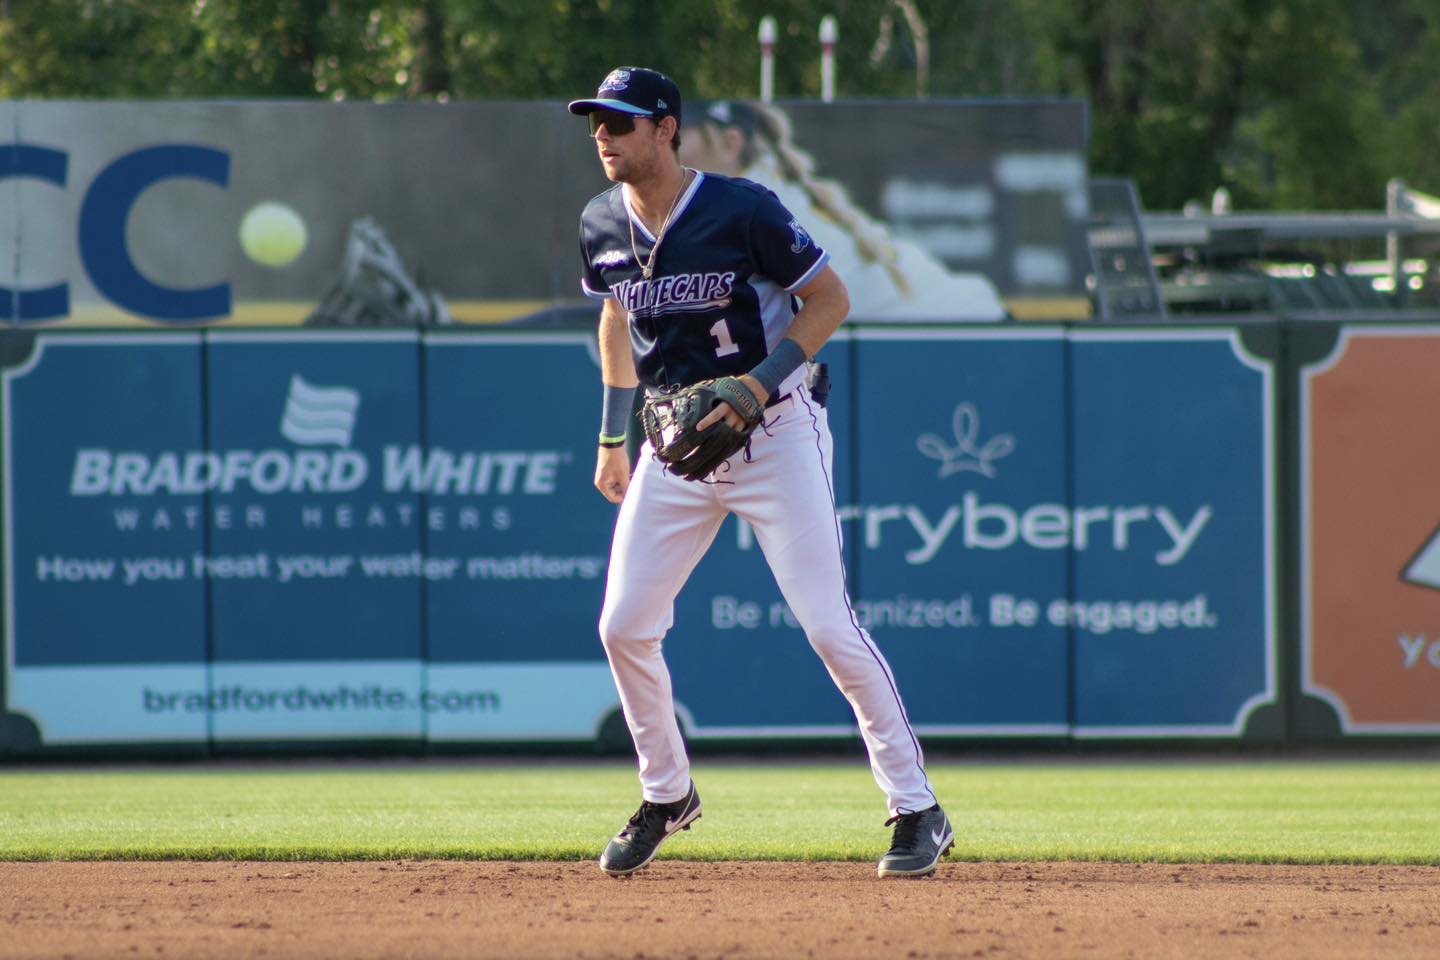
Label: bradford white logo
xmin=917 ymin=403 xmax=1015 ymax=479
xmin=1403 ymin=525 xmax=1440 ymax=590
xmin=600 ymin=69 xmax=631 ymax=92
xmin=69 ymin=376 xmax=568 ymax=497
xmin=280 ymin=375 xmax=359 ymax=447
xmin=788 ymin=218 xmax=812 ymax=254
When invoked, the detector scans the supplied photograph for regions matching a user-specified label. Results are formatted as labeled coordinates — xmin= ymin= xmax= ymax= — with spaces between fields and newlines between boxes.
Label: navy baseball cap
xmin=568 ymin=67 xmax=682 ymax=125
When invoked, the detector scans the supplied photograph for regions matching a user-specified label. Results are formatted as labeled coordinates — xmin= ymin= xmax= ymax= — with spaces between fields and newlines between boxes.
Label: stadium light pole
xmin=759 ymin=16 xmax=777 ymax=102
xmin=819 ymin=16 xmax=838 ymax=102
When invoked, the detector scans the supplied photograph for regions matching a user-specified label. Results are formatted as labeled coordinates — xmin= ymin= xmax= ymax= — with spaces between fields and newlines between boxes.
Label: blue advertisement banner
xmin=422 ymin=333 xmax=618 ymax=742
xmin=667 ymin=330 xmax=1070 ymax=736
xmin=202 ymin=332 xmax=425 ymax=740
xmin=851 ymin=330 xmax=1071 ymax=734
xmin=204 ymin=333 xmax=423 ymax=663
xmin=1068 ymin=330 xmax=1275 ymax=735
xmin=0 ymin=329 xmax=1277 ymax=749
xmin=5 ymin=335 xmax=208 ymax=742
xmin=663 ymin=329 xmax=1274 ymax=738
xmin=422 ymin=334 xmax=610 ymax=664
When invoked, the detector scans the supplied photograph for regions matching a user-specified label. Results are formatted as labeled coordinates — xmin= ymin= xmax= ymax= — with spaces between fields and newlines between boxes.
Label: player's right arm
xmin=595 ymin=297 xmax=637 ymax=504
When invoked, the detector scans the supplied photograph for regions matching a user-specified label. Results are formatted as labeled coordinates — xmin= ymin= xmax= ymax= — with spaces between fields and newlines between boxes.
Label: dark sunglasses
xmin=588 ymin=110 xmax=648 ymax=137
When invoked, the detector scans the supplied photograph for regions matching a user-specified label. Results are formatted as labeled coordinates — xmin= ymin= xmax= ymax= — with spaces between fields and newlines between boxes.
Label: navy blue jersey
xmin=579 ymin=171 xmax=829 ymax=393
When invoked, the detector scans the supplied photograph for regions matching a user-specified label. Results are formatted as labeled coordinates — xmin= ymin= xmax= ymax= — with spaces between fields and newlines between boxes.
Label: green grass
xmin=1 ymin=761 xmax=1437 ymax=864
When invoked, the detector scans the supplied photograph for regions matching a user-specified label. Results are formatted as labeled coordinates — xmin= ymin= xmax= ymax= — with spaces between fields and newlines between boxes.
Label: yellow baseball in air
xmin=239 ymin=201 xmax=308 ymax=268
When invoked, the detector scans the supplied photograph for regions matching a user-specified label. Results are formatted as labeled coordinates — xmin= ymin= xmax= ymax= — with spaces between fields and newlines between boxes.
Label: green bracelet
xmin=598 ymin=433 xmax=627 ymax=448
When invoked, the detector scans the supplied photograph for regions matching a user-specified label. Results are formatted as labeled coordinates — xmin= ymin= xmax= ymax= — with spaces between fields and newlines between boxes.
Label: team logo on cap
xmin=600 ymin=69 xmax=631 ymax=92
xmin=788 ymin=218 xmax=812 ymax=254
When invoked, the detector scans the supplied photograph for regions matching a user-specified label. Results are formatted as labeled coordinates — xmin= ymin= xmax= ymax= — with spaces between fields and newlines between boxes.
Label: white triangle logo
xmin=1402 ymin=525 xmax=1440 ymax=590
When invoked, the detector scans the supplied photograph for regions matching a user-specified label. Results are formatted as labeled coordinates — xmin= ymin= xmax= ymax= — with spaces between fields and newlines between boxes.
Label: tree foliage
xmin=2 ymin=0 xmax=1436 ymax=210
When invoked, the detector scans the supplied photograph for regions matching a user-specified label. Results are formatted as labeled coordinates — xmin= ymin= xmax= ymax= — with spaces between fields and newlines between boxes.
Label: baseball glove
xmin=641 ymin=377 xmax=765 ymax=481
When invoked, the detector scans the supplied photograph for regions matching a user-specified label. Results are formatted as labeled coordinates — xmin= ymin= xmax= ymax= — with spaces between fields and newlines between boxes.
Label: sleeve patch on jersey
xmin=593 ymin=249 xmax=632 ymax=268
xmin=787 ymin=218 xmax=812 ymax=254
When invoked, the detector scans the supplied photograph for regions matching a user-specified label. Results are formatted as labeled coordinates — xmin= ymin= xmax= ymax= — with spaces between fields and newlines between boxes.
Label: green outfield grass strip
xmin=1 ymin=762 xmax=1437 ymax=865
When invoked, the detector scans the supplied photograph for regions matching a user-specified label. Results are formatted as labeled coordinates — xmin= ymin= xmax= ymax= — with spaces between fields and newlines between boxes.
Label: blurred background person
xmin=679 ymin=99 xmax=1008 ymax=322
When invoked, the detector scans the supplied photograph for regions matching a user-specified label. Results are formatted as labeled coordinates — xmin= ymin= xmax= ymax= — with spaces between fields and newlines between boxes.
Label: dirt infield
xmin=3 ymin=860 xmax=1438 ymax=959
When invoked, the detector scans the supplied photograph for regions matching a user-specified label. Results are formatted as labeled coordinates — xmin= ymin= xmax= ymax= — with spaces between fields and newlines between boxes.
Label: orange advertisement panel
xmin=1303 ymin=327 xmax=1440 ymax=732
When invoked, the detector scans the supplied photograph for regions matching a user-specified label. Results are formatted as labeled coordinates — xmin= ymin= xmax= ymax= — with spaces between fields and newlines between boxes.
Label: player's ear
xmin=659 ymin=116 xmax=679 ymax=148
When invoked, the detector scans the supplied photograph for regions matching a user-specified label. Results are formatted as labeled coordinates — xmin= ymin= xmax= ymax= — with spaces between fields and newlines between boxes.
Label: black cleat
xmin=599 ymin=782 xmax=702 ymax=876
xmin=877 ymin=804 xmax=954 ymax=878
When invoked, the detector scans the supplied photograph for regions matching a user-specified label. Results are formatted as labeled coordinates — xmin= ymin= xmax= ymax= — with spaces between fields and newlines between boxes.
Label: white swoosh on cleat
xmin=931 ymin=829 xmax=949 ymax=845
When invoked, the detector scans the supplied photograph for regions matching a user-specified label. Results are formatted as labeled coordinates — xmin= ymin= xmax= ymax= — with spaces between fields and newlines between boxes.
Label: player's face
xmin=592 ymin=113 xmax=667 ymax=184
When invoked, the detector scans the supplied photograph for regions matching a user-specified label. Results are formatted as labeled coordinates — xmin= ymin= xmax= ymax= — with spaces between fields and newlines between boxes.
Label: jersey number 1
xmin=710 ymin=319 xmax=740 ymax=358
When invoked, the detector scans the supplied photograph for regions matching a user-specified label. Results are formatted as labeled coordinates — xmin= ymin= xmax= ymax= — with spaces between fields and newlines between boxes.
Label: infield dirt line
xmin=3 ymin=861 xmax=1439 ymax=959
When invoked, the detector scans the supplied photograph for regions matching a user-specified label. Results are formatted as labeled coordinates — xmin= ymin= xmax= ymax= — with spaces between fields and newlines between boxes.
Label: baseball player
xmin=570 ymin=66 xmax=952 ymax=878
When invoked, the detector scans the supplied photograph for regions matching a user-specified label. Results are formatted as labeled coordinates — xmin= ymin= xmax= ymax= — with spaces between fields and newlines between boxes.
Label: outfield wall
xmin=2 ymin=97 xmax=1435 ymax=753
xmin=6 ymin=319 xmax=1428 ymax=754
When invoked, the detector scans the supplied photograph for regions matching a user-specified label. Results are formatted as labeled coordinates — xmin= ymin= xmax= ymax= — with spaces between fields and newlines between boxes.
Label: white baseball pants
xmin=598 ymin=387 xmax=938 ymax=816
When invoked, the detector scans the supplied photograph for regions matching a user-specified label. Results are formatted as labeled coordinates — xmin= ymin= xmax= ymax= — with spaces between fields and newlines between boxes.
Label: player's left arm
xmin=769 ymin=264 xmax=850 ymax=366
xmin=700 ymin=266 xmax=849 ymax=430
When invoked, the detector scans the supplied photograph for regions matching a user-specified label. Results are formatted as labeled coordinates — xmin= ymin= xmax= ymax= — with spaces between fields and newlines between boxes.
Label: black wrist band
xmin=600 ymin=383 xmax=636 ymax=442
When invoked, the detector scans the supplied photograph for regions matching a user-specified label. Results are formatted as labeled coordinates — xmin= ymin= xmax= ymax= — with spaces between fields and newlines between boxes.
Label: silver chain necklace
xmin=629 ymin=167 xmax=692 ymax=280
